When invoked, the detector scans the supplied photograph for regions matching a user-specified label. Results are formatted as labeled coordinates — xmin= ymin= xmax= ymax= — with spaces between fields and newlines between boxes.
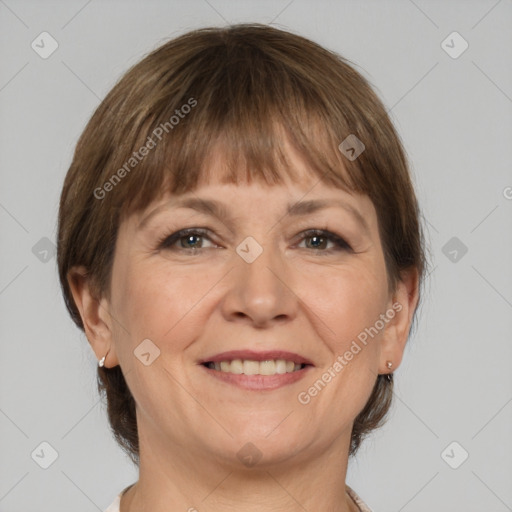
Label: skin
xmin=68 ymin=142 xmax=419 ymax=512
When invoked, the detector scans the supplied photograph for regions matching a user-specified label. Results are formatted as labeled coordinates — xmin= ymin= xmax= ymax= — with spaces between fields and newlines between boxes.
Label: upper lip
xmin=198 ymin=350 xmax=314 ymax=366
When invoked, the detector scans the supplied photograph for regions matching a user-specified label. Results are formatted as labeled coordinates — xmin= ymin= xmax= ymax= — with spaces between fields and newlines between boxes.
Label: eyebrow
xmin=138 ymin=197 xmax=370 ymax=234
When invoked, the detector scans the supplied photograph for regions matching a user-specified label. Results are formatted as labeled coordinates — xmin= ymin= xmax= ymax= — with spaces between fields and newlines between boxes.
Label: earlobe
xmin=380 ymin=267 xmax=420 ymax=374
xmin=67 ymin=266 xmax=117 ymax=368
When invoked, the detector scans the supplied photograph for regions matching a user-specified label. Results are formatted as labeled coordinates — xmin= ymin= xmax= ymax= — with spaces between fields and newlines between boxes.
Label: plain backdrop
xmin=1 ymin=1 xmax=511 ymax=511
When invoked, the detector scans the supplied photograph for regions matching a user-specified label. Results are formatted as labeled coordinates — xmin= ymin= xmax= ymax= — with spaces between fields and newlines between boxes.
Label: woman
xmin=57 ymin=23 xmax=425 ymax=512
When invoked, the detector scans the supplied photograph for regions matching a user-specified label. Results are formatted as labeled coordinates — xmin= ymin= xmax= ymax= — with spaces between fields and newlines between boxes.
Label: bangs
xmin=107 ymin=35 xmax=370 ymax=221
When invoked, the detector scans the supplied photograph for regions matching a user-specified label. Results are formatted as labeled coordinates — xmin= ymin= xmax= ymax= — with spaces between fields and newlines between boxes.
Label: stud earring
xmin=98 ymin=355 xmax=106 ymax=368
xmin=385 ymin=360 xmax=393 ymax=382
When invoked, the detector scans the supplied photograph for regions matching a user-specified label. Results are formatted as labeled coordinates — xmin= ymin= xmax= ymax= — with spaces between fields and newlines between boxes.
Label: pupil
xmin=185 ymin=235 xmax=200 ymax=247
xmin=309 ymin=235 xmax=325 ymax=249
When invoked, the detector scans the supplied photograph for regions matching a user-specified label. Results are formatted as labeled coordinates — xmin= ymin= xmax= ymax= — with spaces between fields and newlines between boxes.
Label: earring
xmin=386 ymin=360 xmax=393 ymax=382
xmin=98 ymin=355 xmax=106 ymax=368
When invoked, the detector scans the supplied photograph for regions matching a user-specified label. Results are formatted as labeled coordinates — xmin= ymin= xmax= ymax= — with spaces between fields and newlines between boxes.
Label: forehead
xmin=129 ymin=180 xmax=378 ymax=250
xmin=131 ymin=139 xmax=364 ymax=224
xmin=196 ymin=131 xmax=338 ymax=187
xmin=115 ymin=109 xmax=372 ymax=233
xmin=180 ymin=131 xmax=353 ymax=199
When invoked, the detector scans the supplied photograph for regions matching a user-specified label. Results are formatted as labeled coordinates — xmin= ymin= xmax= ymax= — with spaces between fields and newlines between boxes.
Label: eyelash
xmin=156 ymin=227 xmax=353 ymax=254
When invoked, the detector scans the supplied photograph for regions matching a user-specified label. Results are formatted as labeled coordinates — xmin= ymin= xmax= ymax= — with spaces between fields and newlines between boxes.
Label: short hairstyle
xmin=57 ymin=23 xmax=426 ymax=465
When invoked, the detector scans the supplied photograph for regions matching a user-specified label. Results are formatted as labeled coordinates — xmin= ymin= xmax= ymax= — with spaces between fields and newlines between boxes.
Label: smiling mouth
xmin=202 ymin=359 xmax=310 ymax=376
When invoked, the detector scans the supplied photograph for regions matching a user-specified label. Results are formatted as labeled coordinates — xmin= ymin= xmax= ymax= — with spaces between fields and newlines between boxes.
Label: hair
xmin=57 ymin=23 xmax=427 ymax=466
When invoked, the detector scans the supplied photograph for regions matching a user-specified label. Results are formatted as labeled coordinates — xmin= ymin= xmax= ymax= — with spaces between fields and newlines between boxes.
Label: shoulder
xmin=346 ymin=485 xmax=374 ymax=512
xmin=104 ymin=483 xmax=135 ymax=512
xmin=103 ymin=494 xmax=120 ymax=512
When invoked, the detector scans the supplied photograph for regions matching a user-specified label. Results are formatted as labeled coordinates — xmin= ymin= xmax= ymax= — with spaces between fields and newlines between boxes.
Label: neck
xmin=121 ymin=419 xmax=358 ymax=512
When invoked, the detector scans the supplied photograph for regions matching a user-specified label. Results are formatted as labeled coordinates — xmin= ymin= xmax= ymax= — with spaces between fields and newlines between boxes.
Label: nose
xmin=220 ymin=242 xmax=298 ymax=328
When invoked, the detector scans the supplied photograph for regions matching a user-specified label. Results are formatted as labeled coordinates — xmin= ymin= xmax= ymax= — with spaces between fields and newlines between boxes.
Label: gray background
xmin=1 ymin=0 xmax=511 ymax=511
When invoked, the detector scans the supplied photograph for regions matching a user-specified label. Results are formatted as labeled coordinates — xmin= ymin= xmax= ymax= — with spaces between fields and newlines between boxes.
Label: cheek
xmin=302 ymin=262 xmax=388 ymax=350
xmin=305 ymin=264 xmax=388 ymax=410
xmin=109 ymin=263 xmax=210 ymax=410
xmin=113 ymin=261 xmax=217 ymax=349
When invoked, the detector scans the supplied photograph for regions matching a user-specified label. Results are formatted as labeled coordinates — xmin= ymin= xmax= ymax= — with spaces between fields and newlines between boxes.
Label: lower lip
xmin=200 ymin=364 xmax=313 ymax=390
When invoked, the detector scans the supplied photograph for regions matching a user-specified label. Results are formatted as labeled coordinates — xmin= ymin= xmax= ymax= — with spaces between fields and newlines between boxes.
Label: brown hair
xmin=57 ymin=23 xmax=426 ymax=465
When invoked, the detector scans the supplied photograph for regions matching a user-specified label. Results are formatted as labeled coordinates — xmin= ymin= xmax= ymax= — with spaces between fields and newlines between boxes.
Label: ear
xmin=67 ymin=265 xmax=119 ymax=368
xmin=379 ymin=267 xmax=420 ymax=374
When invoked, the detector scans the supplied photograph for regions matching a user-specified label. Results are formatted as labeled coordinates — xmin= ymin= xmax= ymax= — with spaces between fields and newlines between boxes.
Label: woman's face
xmin=103 ymin=144 xmax=408 ymax=468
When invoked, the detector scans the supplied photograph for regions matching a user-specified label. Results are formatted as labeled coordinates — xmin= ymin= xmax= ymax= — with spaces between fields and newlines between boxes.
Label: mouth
xmin=198 ymin=350 xmax=314 ymax=390
xmin=202 ymin=360 xmax=309 ymax=375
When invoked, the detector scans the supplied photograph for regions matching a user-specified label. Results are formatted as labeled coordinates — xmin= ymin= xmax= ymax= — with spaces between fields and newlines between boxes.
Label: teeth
xmin=259 ymin=360 xmax=275 ymax=375
xmin=206 ymin=359 xmax=305 ymax=375
xmin=275 ymin=359 xmax=287 ymax=374
xmin=230 ymin=359 xmax=243 ymax=374
xmin=244 ymin=360 xmax=260 ymax=375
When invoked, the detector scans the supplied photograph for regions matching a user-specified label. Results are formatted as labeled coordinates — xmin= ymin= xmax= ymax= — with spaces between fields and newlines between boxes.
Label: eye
xmin=156 ymin=227 xmax=352 ymax=254
xmin=156 ymin=228 xmax=217 ymax=251
xmin=297 ymin=229 xmax=352 ymax=252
